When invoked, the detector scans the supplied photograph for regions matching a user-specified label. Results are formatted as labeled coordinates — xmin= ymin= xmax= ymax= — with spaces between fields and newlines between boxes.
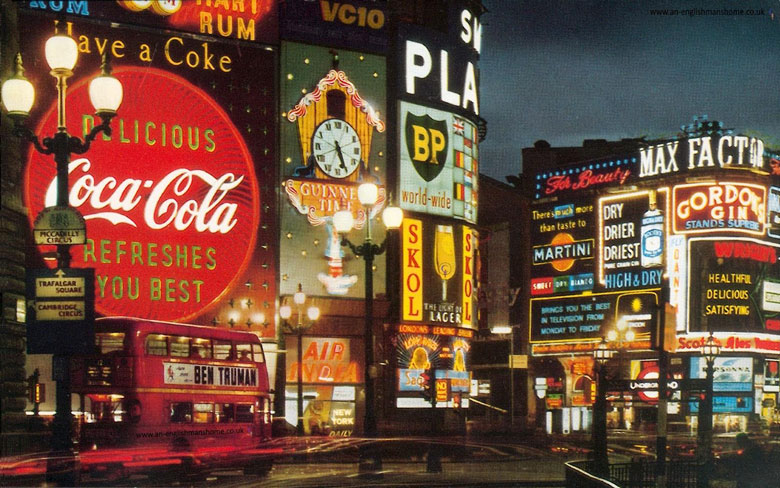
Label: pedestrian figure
xmin=735 ymin=433 xmax=766 ymax=488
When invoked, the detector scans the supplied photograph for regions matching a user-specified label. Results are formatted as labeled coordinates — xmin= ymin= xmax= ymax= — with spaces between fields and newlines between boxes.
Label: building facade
xmin=0 ymin=0 xmax=486 ymax=452
xmin=522 ymin=123 xmax=780 ymax=436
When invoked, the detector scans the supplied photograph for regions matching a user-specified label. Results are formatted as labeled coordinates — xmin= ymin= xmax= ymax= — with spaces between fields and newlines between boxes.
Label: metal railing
xmin=566 ymin=459 xmax=701 ymax=488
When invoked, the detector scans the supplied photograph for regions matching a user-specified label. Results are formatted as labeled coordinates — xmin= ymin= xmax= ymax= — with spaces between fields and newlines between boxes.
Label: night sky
xmin=479 ymin=0 xmax=780 ymax=181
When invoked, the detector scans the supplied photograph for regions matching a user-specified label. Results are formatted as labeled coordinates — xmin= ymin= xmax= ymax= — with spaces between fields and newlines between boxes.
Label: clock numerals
xmin=311 ymin=119 xmax=362 ymax=179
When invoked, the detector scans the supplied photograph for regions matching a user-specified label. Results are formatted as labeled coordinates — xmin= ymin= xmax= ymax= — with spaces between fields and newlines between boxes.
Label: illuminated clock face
xmin=311 ymin=119 xmax=362 ymax=178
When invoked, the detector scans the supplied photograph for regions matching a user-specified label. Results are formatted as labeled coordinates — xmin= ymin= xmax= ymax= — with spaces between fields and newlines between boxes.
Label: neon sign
xmin=688 ymin=238 xmax=780 ymax=334
xmin=530 ymin=290 xmax=658 ymax=345
xmin=287 ymin=338 xmax=359 ymax=384
xmin=597 ymin=189 xmax=669 ymax=291
xmin=401 ymin=218 xmax=478 ymax=328
xmin=23 ymin=67 xmax=259 ymax=322
xmin=639 ymin=136 xmax=765 ymax=178
xmin=770 ymin=186 xmax=780 ymax=239
xmin=530 ymin=201 xmax=595 ymax=295
xmin=673 ymin=182 xmax=766 ymax=235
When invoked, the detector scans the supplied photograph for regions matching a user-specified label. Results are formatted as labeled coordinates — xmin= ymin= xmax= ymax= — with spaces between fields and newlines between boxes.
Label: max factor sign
xmin=639 ymin=136 xmax=765 ymax=178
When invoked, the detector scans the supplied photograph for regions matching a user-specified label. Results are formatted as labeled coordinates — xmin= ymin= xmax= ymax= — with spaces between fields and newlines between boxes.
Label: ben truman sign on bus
xmin=164 ymin=362 xmax=258 ymax=387
xmin=639 ymin=135 xmax=765 ymax=178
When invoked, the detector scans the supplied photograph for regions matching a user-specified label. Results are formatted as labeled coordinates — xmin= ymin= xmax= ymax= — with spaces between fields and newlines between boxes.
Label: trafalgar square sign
xmin=26 ymin=267 xmax=95 ymax=354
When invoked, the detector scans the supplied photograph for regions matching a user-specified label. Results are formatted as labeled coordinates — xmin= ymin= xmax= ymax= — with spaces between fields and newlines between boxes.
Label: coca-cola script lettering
xmin=51 ymin=159 xmax=243 ymax=234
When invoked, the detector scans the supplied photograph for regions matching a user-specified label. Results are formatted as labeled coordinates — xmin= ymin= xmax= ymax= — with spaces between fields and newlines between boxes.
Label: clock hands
xmin=334 ymin=141 xmax=348 ymax=170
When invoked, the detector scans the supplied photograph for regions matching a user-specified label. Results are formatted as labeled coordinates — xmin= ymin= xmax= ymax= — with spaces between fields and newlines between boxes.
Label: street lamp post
xmin=697 ymin=332 xmax=720 ymax=488
xmin=607 ymin=319 xmax=635 ymax=429
xmin=279 ymin=284 xmax=320 ymax=436
xmin=333 ymin=182 xmax=403 ymax=474
xmin=593 ymin=338 xmax=615 ymax=477
xmin=2 ymin=25 xmax=122 ymax=485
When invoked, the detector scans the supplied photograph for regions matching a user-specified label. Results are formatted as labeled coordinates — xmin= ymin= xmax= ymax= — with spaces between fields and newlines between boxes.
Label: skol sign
xmin=402 ymin=217 xmax=478 ymax=328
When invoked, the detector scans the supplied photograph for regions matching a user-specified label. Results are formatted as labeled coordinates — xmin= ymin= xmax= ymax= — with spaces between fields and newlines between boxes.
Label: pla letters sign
xmin=400 ymin=1 xmax=481 ymax=118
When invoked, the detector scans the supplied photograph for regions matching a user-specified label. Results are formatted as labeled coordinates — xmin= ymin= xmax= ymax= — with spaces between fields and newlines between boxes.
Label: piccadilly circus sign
xmin=23 ymin=67 xmax=259 ymax=322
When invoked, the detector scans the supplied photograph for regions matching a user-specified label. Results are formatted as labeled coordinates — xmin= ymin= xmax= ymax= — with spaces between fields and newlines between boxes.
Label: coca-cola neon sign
xmin=23 ymin=67 xmax=259 ymax=322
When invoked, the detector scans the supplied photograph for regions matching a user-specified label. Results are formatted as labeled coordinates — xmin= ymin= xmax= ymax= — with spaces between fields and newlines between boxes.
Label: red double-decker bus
xmin=70 ymin=317 xmax=274 ymax=479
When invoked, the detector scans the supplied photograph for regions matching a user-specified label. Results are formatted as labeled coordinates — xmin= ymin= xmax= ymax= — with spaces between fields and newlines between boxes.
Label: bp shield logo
xmin=405 ymin=113 xmax=449 ymax=182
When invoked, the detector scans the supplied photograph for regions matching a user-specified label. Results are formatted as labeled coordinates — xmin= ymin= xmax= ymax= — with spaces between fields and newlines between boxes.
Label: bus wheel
xmin=244 ymin=462 xmax=272 ymax=477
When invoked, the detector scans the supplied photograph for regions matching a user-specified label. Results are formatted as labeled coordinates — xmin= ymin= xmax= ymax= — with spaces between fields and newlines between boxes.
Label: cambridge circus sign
xmin=23 ymin=67 xmax=260 ymax=322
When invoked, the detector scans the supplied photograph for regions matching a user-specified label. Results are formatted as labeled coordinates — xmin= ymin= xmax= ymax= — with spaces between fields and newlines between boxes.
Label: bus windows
xmin=216 ymin=403 xmax=235 ymax=423
xmin=170 ymin=336 xmax=190 ymax=357
xmin=194 ymin=403 xmax=214 ymax=423
xmin=96 ymin=333 xmax=125 ymax=354
xmin=146 ymin=335 xmax=168 ymax=356
xmin=170 ymin=402 xmax=192 ymax=423
xmin=88 ymin=394 xmax=125 ymax=423
xmin=214 ymin=341 xmax=233 ymax=360
xmin=236 ymin=343 xmax=252 ymax=362
xmin=236 ymin=404 xmax=254 ymax=423
xmin=125 ymin=399 xmax=142 ymax=423
xmin=191 ymin=339 xmax=212 ymax=359
xmin=252 ymin=344 xmax=265 ymax=363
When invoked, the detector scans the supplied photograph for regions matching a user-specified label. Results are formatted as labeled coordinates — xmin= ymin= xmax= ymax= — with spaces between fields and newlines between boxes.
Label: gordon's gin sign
xmin=23 ymin=68 xmax=259 ymax=321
